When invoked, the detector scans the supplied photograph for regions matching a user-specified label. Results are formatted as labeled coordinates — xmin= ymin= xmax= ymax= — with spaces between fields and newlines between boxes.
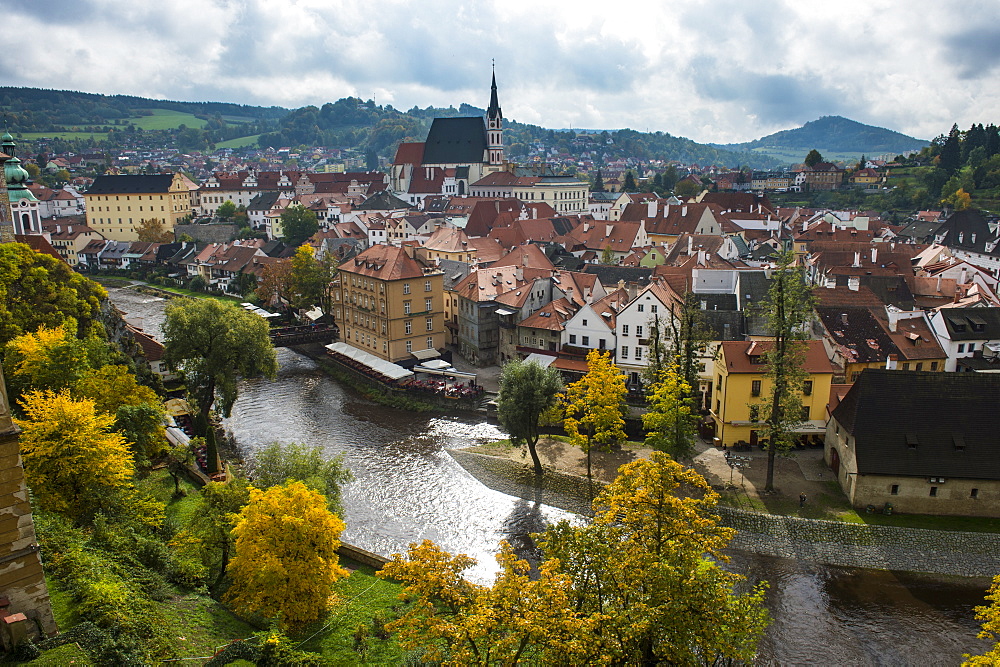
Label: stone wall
xmin=173 ymin=223 xmax=240 ymax=244
xmin=716 ymin=506 xmax=1000 ymax=577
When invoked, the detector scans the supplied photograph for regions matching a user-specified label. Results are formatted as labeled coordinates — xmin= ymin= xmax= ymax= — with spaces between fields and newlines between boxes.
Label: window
xmin=637 ymin=304 xmax=644 ymax=312
xmin=427 ymin=337 xmax=434 ymax=349
xmin=958 ymin=343 xmax=965 ymax=353
xmin=569 ymin=334 xmax=577 ymax=344
xmin=406 ymin=340 xmax=413 ymax=352
xmin=651 ymin=305 xmax=658 ymax=313
xmin=972 ymin=488 xmax=979 ymax=499
xmin=425 ymin=298 xmax=433 ymax=311
xmin=405 ymin=320 xmax=412 ymax=335
xmin=425 ymin=280 xmax=432 ymax=291
xmin=621 ymin=346 xmax=629 ymax=359
xmin=599 ymin=338 xmax=606 ymax=349
xmin=635 ymin=325 xmax=643 ymax=337
xmin=891 ymin=484 xmax=899 ymax=495
xmin=621 ymin=325 xmax=629 ymax=336
xmin=751 ymin=380 xmax=761 ymax=397
xmin=929 ymin=486 xmax=938 ymax=497
xmin=800 ymin=406 xmax=810 ymax=421
xmin=582 ymin=319 xmax=588 ymax=326
xmin=635 ymin=347 xmax=643 ymax=360
xmin=902 ymin=363 xmax=910 ymax=370
xmin=403 ymin=283 xmax=411 ymax=294
xmin=931 ymin=361 xmax=938 ymax=371
xmin=426 ymin=317 xmax=434 ymax=331
xmin=803 ymin=380 xmax=813 ymax=396
xmin=749 ymin=405 xmax=760 ymax=422
xmin=404 ymin=301 xmax=411 ymax=314
xmin=915 ymin=362 xmax=923 ymax=371
xmin=969 ymin=343 xmax=976 ymax=352
xmin=850 ymin=371 xmax=861 ymax=383
xmin=582 ymin=336 xmax=590 ymax=346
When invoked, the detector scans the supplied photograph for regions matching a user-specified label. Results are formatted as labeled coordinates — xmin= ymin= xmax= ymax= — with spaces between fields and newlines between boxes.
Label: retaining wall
xmin=451 ymin=449 xmax=1000 ymax=578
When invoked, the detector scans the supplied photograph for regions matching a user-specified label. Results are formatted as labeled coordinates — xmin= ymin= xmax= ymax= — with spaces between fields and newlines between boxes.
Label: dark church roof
xmin=355 ymin=190 xmax=412 ymax=211
xmin=833 ymin=369 xmax=1000 ymax=480
xmin=422 ymin=117 xmax=488 ymax=165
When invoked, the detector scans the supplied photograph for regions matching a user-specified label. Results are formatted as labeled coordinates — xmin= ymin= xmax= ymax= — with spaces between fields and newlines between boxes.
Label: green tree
xmin=804 ymin=149 xmax=824 ymax=167
xmin=938 ymin=124 xmax=962 ymax=174
xmin=592 ymin=168 xmax=606 ymax=192
xmin=162 ymin=299 xmax=278 ymax=451
xmin=216 ymin=200 xmax=237 ymax=220
xmin=600 ymin=244 xmax=617 ymax=265
xmin=288 ymin=244 xmax=337 ymax=312
xmin=225 ymin=481 xmax=349 ymax=631
xmin=563 ymin=350 xmax=627 ymax=485
xmin=645 ymin=291 xmax=712 ymax=396
xmin=756 ymin=248 xmax=815 ymax=492
xmin=496 ymin=359 xmax=564 ymax=475
xmin=0 ymin=242 xmax=106 ymax=347
xmin=171 ymin=478 xmax=253 ymax=592
xmin=622 ymin=170 xmax=638 ymax=192
xmin=278 ymin=204 xmax=318 ymax=243
xmin=674 ymin=178 xmax=700 ymax=198
xmin=643 ymin=364 xmax=697 ymax=459
xmin=248 ymin=442 xmax=352 ymax=516
xmin=661 ymin=165 xmax=679 ymax=191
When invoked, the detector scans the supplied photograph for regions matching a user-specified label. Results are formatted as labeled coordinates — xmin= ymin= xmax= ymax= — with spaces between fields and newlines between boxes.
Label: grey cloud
xmin=944 ymin=27 xmax=1000 ymax=79
xmin=691 ymin=56 xmax=844 ymax=125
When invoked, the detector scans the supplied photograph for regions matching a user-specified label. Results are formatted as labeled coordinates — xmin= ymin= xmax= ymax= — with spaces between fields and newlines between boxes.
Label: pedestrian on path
xmin=799 ymin=491 xmax=807 ymax=508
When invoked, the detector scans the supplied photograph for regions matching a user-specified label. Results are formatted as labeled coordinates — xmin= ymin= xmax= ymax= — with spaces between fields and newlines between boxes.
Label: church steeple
xmin=486 ymin=64 xmax=504 ymax=167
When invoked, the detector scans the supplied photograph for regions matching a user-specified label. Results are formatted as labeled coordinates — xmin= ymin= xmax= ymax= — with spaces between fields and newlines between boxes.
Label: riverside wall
xmin=450 ymin=449 xmax=1000 ymax=578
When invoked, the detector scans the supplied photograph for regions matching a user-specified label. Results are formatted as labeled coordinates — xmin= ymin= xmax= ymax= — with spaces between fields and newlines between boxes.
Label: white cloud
xmin=2 ymin=0 xmax=998 ymax=143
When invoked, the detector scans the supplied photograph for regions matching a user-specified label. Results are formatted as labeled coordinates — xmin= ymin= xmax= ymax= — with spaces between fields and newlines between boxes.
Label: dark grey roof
xmin=439 ymin=259 xmax=474 ymax=289
xmin=730 ymin=235 xmax=751 ymax=257
xmin=581 ymin=265 xmax=653 ymax=287
xmin=835 ymin=274 xmax=915 ymax=310
xmin=896 ymin=219 xmax=943 ymax=243
xmin=939 ymin=307 xmax=1000 ymax=340
xmin=422 ymin=117 xmax=487 ymax=165
xmin=248 ymin=191 xmax=281 ymax=211
xmin=701 ymin=310 xmax=745 ymax=341
xmin=590 ymin=192 xmax=620 ymax=202
xmin=695 ymin=293 xmax=738 ymax=311
xmin=260 ymin=240 xmax=287 ymax=257
xmin=833 ymin=369 xmax=1000 ymax=480
xmin=355 ymin=190 xmax=412 ymax=211
xmin=938 ymin=209 xmax=998 ymax=256
xmin=87 ymin=174 xmax=175 ymax=194
xmin=817 ymin=306 xmax=895 ymax=363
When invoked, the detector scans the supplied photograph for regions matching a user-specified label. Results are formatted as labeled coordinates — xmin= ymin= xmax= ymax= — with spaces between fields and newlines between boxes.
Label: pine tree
xmin=592 ymin=168 xmax=606 ymax=192
xmin=623 ymin=170 xmax=638 ymax=192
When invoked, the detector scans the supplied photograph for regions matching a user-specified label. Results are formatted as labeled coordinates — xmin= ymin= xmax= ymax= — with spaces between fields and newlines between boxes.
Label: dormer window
xmin=906 ymin=433 xmax=919 ymax=449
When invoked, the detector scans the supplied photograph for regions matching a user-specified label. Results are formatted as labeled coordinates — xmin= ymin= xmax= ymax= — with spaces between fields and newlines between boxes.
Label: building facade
xmin=85 ymin=173 xmax=192 ymax=241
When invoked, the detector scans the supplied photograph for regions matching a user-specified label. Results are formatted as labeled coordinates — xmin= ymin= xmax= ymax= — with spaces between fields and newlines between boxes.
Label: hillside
xmin=717 ymin=116 xmax=928 ymax=162
xmin=1 ymin=86 xmax=779 ymax=168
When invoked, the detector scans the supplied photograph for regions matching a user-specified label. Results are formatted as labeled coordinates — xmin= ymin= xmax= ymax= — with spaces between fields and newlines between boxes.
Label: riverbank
xmin=453 ymin=438 xmax=1000 ymax=578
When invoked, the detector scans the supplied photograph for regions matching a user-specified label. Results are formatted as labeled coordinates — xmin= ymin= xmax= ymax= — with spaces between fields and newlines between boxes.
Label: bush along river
xmin=110 ymin=287 xmax=991 ymax=664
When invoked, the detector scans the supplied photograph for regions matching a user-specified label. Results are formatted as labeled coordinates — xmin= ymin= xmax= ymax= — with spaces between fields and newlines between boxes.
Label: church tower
xmin=486 ymin=67 xmax=504 ymax=167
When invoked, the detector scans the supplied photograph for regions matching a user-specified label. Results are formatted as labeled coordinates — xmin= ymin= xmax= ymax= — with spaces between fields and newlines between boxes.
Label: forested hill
xmin=1 ymin=86 xmax=779 ymax=167
xmin=720 ymin=116 xmax=928 ymax=155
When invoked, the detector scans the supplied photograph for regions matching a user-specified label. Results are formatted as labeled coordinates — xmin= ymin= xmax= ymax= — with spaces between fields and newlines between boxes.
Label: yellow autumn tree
xmin=3 ymin=322 xmax=105 ymax=400
xmin=643 ymin=363 xmax=697 ymax=459
xmin=225 ymin=481 xmax=348 ymax=631
xmin=562 ymin=349 xmax=627 ymax=482
xmin=965 ymin=575 xmax=1000 ymax=665
xmin=380 ymin=540 xmax=594 ymax=665
xmin=16 ymin=390 xmax=149 ymax=525
xmin=74 ymin=364 xmax=160 ymax=416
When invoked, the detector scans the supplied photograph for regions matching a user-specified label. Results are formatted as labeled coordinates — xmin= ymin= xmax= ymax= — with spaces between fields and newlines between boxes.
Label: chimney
xmin=887 ymin=310 xmax=898 ymax=332
xmin=871 ymin=246 xmax=878 ymax=264
xmin=960 ymin=266 xmax=968 ymax=285
xmin=687 ymin=236 xmax=693 ymax=255
xmin=647 ymin=201 xmax=656 ymax=217
xmin=848 ymin=276 xmax=860 ymax=291
xmin=606 ymin=224 xmax=613 ymax=237
xmin=802 ymin=220 xmax=807 ymax=233
xmin=56 ymin=224 xmax=62 ymax=234
xmin=853 ymin=251 xmax=861 ymax=267
xmin=841 ymin=312 xmax=848 ymax=326
xmin=682 ymin=205 xmax=688 ymax=216
xmin=698 ymin=249 xmax=707 ymax=265
xmin=886 ymin=354 xmax=898 ymax=370
xmin=68 ymin=226 xmax=73 ymax=234
xmin=566 ymin=286 xmax=574 ymax=301
xmin=664 ymin=203 xmax=670 ymax=217
xmin=515 ymin=266 xmax=523 ymax=281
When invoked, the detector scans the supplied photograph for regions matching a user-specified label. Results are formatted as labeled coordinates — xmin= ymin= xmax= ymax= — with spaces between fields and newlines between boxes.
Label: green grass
xmin=45 ymin=577 xmax=81 ymax=632
xmin=138 ymin=465 xmax=203 ymax=526
xmin=146 ymin=283 xmax=246 ymax=305
xmin=158 ymin=590 xmax=258 ymax=661
xmin=750 ymin=147 xmax=869 ymax=165
xmin=128 ymin=109 xmax=207 ymax=131
xmin=297 ymin=559 xmax=409 ymax=665
xmin=26 ymin=642 xmax=92 ymax=665
xmin=19 ymin=131 xmax=109 ymax=141
xmin=216 ymin=134 xmax=262 ymax=149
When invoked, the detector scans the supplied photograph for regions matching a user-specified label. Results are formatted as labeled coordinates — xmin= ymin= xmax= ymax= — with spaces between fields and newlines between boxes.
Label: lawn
xmin=19 ymin=131 xmax=109 ymax=141
xmin=128 ymin=109 xmax=207 ymax=131
xmin=216 ymin=134 xmax=261 ymax=149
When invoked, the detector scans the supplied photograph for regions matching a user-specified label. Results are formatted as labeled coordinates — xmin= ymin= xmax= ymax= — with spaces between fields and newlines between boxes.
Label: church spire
xmin=486 ymin=64 xmax=504 ymax=167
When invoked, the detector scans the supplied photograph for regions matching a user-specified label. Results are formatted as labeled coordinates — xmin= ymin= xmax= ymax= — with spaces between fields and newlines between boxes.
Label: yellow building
xmin=711 ymin=340 xmax=836 ymax=447
xmin=84 ymin=173 xmax=192 ymax=241
xmin=332 ymin=244 xmax=446 ymax=364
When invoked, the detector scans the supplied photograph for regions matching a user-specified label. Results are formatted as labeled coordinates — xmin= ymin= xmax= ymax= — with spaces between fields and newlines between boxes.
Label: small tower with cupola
xmin=2 ymin=132 xmax=41 ymax=236
xmin=486 ymin=67 xmax=504 ymax=168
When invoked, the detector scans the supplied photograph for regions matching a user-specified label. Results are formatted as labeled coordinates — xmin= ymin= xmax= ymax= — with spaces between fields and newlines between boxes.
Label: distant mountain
xmin=718 ymin=116 xmax=928 ymax=157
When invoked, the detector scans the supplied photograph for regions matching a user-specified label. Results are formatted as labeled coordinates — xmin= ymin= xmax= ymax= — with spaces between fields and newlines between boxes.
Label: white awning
xmin=410 ymin=347 xmax=440 ymax=361
xmin=418 ymin=359 xmax=452 ymax=370
xmin=495 ymin=308 xmax=517 ymax=316
xmin=523 ymin=353 xmax=557 ymax=368
xmin=325 ymin=342 xmax=414 ymax=381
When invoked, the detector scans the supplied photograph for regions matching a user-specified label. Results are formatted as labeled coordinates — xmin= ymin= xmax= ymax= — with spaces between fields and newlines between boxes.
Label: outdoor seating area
xmin=400 ymin=377 xmax=483 ymax=398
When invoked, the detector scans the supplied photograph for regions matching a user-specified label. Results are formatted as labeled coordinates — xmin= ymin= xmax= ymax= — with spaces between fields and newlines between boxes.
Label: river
xmin=111 ymin=287 xmax=991 ymax=665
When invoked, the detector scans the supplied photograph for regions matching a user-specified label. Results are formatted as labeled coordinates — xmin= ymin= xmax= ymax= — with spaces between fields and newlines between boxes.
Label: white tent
xmin=325 ymin=343 xmax=414 ymax=381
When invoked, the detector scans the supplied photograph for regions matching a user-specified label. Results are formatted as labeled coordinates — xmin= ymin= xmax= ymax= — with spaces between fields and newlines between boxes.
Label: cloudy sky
xmin=4 ymin=0 xmax=999 ymax=144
